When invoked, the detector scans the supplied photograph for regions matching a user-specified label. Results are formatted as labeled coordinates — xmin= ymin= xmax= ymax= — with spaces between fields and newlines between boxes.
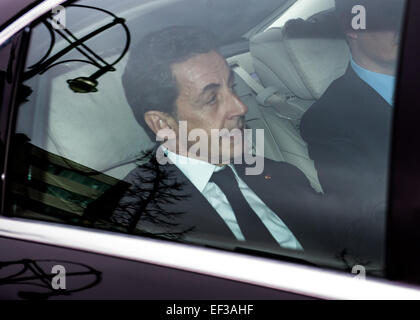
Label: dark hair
xmin=122 ymin=26 xmax=217 ymax=139
xmin=335 ymin=0 xmax=404 ymax=32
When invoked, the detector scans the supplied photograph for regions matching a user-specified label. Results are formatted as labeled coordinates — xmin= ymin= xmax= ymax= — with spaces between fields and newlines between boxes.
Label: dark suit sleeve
xmin=301 ymin=104 xmax=369 ymax=196
xmin=300 ymin=86 xmax=387 ymax=268
xmin=300 ymin=69 xmax=390 ymax=202
xmin=255 ymin=159 xmax=340 ymax=261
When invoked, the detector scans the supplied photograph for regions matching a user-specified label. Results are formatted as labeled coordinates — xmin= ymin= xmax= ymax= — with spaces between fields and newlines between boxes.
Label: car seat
xmin=245 ymin=15 xmax=350 ymax=192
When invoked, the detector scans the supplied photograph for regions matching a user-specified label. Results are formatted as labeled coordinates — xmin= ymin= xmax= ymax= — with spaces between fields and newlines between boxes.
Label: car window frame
xmin=386 ymin=0 xmax=420 ymax=285
xmin=0 ymin=28 xmax=30 ymax=213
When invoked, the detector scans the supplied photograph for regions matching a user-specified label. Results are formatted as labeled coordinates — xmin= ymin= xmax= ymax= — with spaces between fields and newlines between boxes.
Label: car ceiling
xmin=128 ymin=0 xmax=290 ymax=46
xmin=63 ymin=0 xmax=291 ymax=47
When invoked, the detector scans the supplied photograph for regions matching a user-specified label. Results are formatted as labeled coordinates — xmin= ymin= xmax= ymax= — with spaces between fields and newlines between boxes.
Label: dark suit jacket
xmin=87 ymin=149 xmax=337 ymax=263
xmin=300 ymin=66 xmax=392 ymax=268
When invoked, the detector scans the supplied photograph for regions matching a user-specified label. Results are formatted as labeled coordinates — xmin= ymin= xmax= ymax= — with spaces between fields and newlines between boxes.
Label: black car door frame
xmin=0 ymin=27 xmax=30 ymax=211
xmin=386 ymin=0 xmax=420 ymax=285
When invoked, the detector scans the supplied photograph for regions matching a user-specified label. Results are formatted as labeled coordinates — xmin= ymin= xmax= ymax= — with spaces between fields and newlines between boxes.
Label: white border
xmin=1 ymin=216 xmax=420 ymax=300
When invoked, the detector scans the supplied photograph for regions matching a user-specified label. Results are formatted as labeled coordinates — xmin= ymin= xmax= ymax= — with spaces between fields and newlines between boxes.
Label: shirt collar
xmin=350 ymin=57 xmax=396 ymax=106
xmin=164 ymin=147 xmax=219 ymax=193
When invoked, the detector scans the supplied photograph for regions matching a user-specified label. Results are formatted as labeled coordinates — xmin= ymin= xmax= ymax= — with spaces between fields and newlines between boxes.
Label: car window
xmin=4 ymin=0 xmax=407 ymax=279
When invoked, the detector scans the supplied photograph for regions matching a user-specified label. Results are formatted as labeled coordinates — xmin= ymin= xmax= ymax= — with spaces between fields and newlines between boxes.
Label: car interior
xmin=9 ymin=0 xmax=352 ymax=257
xmin=229 ymin=10 xmax=350 ymax=192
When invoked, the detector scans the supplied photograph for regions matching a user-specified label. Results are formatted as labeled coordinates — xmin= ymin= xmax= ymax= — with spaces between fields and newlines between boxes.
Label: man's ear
xmin=144 ymin=111 xmax=170 ymax=135
xmin=144 ymin=111 xmax=180 ymax=141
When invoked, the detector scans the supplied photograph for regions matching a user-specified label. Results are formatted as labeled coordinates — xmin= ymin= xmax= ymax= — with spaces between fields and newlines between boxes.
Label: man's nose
xmin=227 ymin=92 xmax=248 ymax=118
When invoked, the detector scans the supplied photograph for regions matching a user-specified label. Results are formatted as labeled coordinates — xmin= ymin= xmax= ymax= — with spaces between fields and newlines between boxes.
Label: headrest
xmin=250 ymin=18 xmax=350 ymax=100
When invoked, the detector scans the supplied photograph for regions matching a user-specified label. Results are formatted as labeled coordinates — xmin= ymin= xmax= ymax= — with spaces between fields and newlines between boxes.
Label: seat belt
xmin=231 ymin=64 xmax=304 ymax=124
xmin=231 ymin=64 xmax=280 ymax=106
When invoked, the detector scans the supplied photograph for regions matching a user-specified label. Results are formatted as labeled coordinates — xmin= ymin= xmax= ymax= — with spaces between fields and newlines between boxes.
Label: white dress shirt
xmin=164 ymin=148 xmax=303 ymax=251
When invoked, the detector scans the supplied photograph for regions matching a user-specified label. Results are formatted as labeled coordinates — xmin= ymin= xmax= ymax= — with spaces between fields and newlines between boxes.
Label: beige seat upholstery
xmin=246 ymin=17 xmax=350 ymax=192
xmin=250 ymin=24 xmax=350 ymax=104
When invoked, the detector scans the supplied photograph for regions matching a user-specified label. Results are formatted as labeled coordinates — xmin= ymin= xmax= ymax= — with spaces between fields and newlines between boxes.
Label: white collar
xmin=164 ymin=147 xmax=223 ymax=193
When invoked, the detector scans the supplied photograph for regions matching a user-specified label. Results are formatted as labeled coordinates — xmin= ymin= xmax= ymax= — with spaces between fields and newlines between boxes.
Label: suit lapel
xmin=155 ymin=162 xmax=238 ymax=242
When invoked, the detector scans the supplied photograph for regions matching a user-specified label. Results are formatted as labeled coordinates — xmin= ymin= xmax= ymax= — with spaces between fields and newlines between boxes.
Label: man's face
xmin=170 ymin=51 xmax=248 ymax=162
xmin=350 ymin=30 xmax=399 ymax=74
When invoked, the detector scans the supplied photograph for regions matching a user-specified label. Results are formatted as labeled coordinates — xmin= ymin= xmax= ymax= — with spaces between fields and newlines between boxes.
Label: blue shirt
xmin=351 ymin=57 xmax=396 ymax=106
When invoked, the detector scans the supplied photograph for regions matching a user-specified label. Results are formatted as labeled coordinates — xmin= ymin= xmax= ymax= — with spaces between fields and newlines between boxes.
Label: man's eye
xmin=229 ymin=83 xmax=237 ymax=93
xmin=207 ymin=95 xmax=217 ymax=105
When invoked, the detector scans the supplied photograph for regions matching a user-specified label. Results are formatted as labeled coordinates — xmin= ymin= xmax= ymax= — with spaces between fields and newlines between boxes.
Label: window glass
xmin=7 ymin=0 xmax=406 ymax=278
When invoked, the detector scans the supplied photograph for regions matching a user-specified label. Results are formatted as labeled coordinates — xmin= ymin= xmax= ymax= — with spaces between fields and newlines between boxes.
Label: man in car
xmin=89 ymin=26 xmax=335 ymax=259
xmin=300 ymin=0 xmax=404 ymax=265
